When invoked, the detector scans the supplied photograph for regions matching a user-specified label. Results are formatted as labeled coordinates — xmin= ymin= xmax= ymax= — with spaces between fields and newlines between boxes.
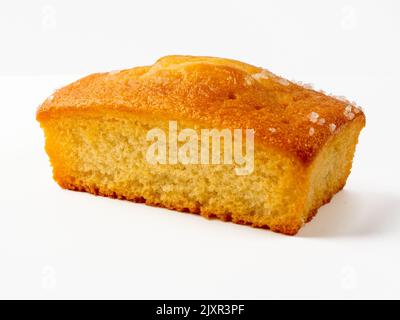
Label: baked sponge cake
xmin=36 ymin=55 xmax=365 ymax=235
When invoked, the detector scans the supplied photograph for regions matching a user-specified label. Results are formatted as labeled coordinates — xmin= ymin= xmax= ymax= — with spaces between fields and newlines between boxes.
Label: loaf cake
xmin=36 ymin=55 xmax=365 ymax=235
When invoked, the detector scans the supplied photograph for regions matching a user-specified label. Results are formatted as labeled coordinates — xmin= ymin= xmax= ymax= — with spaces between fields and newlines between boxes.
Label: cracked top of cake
xmin=37 ymin=55 xmax=365 ymax=164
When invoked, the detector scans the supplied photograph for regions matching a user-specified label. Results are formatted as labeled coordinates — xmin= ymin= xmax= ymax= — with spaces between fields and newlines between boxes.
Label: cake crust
xmin=37 ymin=55 xmax=365 ymax=165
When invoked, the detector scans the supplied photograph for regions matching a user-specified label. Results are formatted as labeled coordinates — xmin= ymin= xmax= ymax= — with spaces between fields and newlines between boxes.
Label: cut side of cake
xmin=36 ymin=55 xmax=365 ymax=235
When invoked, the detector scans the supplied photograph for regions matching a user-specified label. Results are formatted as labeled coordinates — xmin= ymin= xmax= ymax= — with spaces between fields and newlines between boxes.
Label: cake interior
xmin=40 ymin=114 xmax=364 ymax=234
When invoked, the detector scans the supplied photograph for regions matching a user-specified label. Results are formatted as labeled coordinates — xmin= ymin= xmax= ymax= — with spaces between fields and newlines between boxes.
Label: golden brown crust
xmin=57 ymin=177 xmax=301 ymax=235
xmin=36 ymin=55 xmax=365 ymax=164
xmin=56 ymin=173 xmax=345 ymax=236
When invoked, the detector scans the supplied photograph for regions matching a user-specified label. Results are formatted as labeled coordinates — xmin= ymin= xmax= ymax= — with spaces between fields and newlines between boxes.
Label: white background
xmin=0 ymin=0 xmax=399 ymax=299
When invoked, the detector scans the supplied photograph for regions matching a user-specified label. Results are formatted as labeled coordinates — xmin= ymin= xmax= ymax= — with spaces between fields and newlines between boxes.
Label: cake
xmin=36 ymin=55 xmax=365 ymax=235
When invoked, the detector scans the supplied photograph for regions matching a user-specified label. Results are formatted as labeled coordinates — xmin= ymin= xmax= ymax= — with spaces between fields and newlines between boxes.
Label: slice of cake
xmin=36 ymin=55 xmax=365 ymax=235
